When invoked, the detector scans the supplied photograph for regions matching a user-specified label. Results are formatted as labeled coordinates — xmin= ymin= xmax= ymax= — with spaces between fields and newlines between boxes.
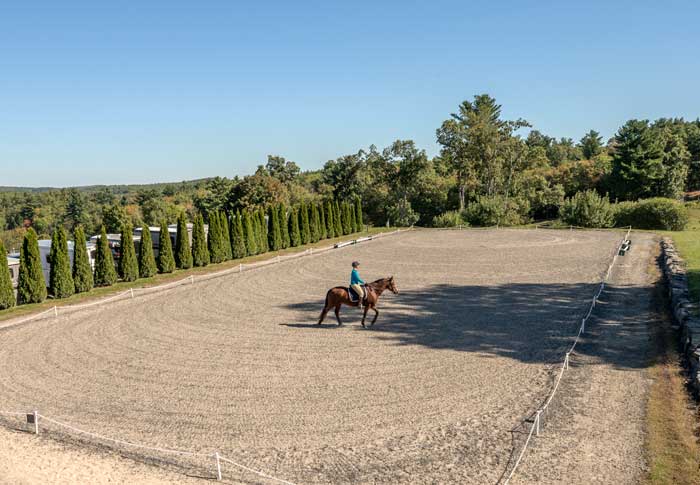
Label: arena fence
xmin=500 ymin=225 xmax=633 ymax=484
xmin=0 ymin=229 xmax=409 ymax=484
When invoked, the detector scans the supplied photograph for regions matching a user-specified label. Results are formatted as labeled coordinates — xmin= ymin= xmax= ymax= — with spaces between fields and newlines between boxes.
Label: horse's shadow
xmin=279 ymin=322 xmax=345 ymax=330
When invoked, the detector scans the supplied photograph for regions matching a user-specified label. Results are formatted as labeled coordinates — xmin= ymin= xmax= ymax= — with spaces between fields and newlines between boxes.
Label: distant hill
xmin=0 ymin=178 xmax=213 ymax=194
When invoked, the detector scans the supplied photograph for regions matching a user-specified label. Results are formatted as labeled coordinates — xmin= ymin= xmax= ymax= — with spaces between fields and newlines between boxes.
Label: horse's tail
xmin=323 ymin=289 xmax=332 ymax=308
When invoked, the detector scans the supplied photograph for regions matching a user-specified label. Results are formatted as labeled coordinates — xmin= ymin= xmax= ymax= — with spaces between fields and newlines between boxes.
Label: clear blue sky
xmin=2 ymin=1 xmax=699 ymax=187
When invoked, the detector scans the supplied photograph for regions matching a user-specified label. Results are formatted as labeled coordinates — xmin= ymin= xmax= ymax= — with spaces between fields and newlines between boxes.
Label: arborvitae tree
xmin=175 ymin=212 xmax=193 ymax=269
xmin=72 ymin=226 xmax=93 ymax=293
xmin=94 ymin=225 xmax=117 ymax=287
xmin=333 ymin=200 xmax=343 ymax=237
xmin=279 ymin=204 xmax=290 ymax=249
xmin=325 ymin=201 xmax=335 ymax=238
xmin=220 ymin=211 xmax=232 ymax=260
xmin=157 ymin=221 xmax=175 ymax=273
xmin=268 ymin=205 xmax=282 ymax=251
xmin=354 ymin=196 xmax=364 ymax=231
xmin=310 ymin=203 xmax=320 ymax=243
xmin=192 ymin=213 xmax=210 ymax=266
xmin=231 ymin=211 xmax=247 ymax=259
xmin=243 ymin=210 xmax=258 ymax=256
xmin=349 ymin=204 xmax=358 ymax=233
xmin=318 ymin=203 xmax=327 ymax=239
xmin=289 ymin=207 xmax=301 ymax=247
xmin=300 ymin=201 xmax=311 ymax=244
xmin=49 ymin=226 xmax=75 ymax=298
xmin=138 ymin=223 xmax=158 ymax=277
xmin=17 ymin=228 xmax=47 ymax=304
xmin=0 ymin=241 xmax=16 ymax=309
xmin=118 ymin=222 xmax=139 ymax=282
xmin=258 ymin=209 xmax=269 ymax=253
xmin=343 ymin=202 xmax=353 ymax=235
xmin=208 ymin=211 xmax=223 ymax=264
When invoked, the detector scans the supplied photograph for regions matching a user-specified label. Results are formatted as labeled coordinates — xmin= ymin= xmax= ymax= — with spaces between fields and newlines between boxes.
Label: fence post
xmin=277 ymin=255 xmax=281 ymax=263
xmin=53 ymin=306 xmax=58 ymax=318
xmin=565 ymin=352 xmax=570 ymax=370
xmin=310 ymin=247 xmax=313 ymax=255
xmin=535 ymin=410 xmax=541 ymax=436
xmin=214 ymin=452 xmax=222 ymax=480
xmin=190 ymin=275 xmax=194 ymax=285
xmin=239 ymin=263 xmax=242 ymax=273
xmin=130 ymin=288 xmax=135 ymax=298
xmin=581 ymin=318 xmax=585 ymax=333
xmin=33 ymin=410 xmax=39 ymax=435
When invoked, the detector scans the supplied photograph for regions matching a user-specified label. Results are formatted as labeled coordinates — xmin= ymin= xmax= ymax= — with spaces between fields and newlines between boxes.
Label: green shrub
xmin=94 ymin=225 xmax=117 ymax=287
xmin=289 ymin=207 xmax=301 ymax=247
xmin=462 ymin=195 xmax=530 ymax=227
xmin=49 ymin=226 xmax=75 ymax=298
xmin=17 ymin=228 xmax=47 ymax=303
xmin=432 ymin=211 xmax=466 ymax=228
xmin=614 ymin=197 xmax=688 ymax=230
xmin=0 ymin=240 xmax=16 ymax=309
xmin=325 ymin=201 xmax=335 ymax=238
xmin=387 ymin=199 xmax=420 ymax=227
xmin=174 ymin=212 xmax=193 ymax=269
xmin=231 ymin=211 xmax=247 ymax=259
xmin=138 ymin=224 xmax=158 ymax=277
xmin=157 ymin=221 xmax=175 ymax=273
xmin=354 ymin=196 xmax=363 ymax=230
xmin=118 ymin=222 xmax=139 ymax=282
xmin=192 ymin=214 xmax=210 ymax=266
xmin=72 ymin=226 xmax=94 ymax=293
xmin=279 ymin=204 xmax=291 ymax=248
xmin=559 ymin=190 xmax=614 ymax=228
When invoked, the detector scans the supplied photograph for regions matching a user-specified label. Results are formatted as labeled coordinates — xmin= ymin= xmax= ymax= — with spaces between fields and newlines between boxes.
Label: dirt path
xmin=0 ymin=229 xmax=635 ymax=484
xmin=510 ymin=232 xmax=656 ymax=484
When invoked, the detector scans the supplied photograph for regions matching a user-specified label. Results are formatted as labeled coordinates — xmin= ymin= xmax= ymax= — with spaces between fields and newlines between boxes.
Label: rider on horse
xmin=350 ymin=261 xmax=365 ymax=309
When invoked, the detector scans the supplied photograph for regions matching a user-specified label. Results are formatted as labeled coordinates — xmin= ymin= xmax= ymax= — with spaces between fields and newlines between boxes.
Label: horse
xmin=318 ymin=276 xmax=399 ymax=327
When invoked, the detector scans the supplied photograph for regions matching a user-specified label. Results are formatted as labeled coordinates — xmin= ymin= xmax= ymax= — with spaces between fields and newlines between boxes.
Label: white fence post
xmin=214 ymin=452 xmax=222 ymax=480
xmin=190 ymin=275 xmax=194 ymax=285
xmin=565 ymin=353 xmax=570 ymax=370
xmin=581 ymin=318 xmax=585 ymax=333
xmin=130 ymin=288 xmax=135 ymax=299
xmin=53 ymin=306 xmax=58 ymax=318
xmin=239 ymin=263 xmax=242 ymax=273
xmin=535 ymin=410 xmax=541 ymax=436
xmin=33 ymin=410 xmax=39 ymax=435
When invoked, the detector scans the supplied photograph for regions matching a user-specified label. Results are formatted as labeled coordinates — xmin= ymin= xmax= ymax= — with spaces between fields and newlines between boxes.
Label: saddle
xmin=348 ymin=285 xmax=370 ymax=304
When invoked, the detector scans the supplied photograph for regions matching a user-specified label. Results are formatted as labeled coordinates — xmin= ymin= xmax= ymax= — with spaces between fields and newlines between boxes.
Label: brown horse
xmin=318 ymin=276 xmax=399 ymax=327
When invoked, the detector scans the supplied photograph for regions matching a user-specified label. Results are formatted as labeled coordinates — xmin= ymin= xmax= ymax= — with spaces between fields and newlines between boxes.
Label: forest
xmin=2 ymin=93 xmax=699 ymax=252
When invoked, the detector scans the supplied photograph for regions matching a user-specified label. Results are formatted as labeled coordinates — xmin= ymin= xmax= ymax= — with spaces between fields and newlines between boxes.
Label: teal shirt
xmin=350 ymin=268 xmax=364 ymax=285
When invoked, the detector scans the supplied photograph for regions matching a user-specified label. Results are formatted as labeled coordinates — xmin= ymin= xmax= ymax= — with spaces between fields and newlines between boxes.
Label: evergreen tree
xmin=258 ymin=209 xmax=269 ymax=253
xmin=300 ymin=201 xmax=311 ymax=244
xmin=354 ymin=196 xmax=364 ymax=231
xmin=94 ymin=225 xmax=117 ymax=287
xmin=17 ymin=228 xmax=47 ymax=304
xmin=318 ymin=203 xmax=327 ymax=239
xmin=349 ymin=203 xmax=358 ymax=233
xmin=220 ymin=211 xmax=232 ymax=260
xmin=175 ymin=212 xmax=193 ymax=269
xmin=72 ymin=226 xmax=93 ymax=293
xmin=157 ymin=221 xmax=175 ymax=273
xmin=268 ymin=205 xmax=282 ymax=251
xmin=49 ymin=226 xmax=75 ymax=298
xmin=343 ymin=202 xmax=353 ymax=235
xmin=310 ymin=203 xmax=320 ymax=242
xmin=289 ymin=207 xmax=301 ymax=247
xmin=325 ymin=201 xmax=335 ymax=238
xmin=118 ymin=222 xmax=139 ymax=282
xmin=243 ymin=210 xmax=258 ymax=256
xmin=192 ymin=213 xmax=210 ymax=266
xmin=279 ymin=203 xmax=290 ymax=249
xmin=231 ymin=211 xmax=247 ymax=259
xmin=208 ymin=211 xmax=223 ymax=264
xmin=0 ymin=241 xmax=16 ymax=309
xmin=334 ymin=201 xmax=343 ymax=236
xmin=138 ymin=224 xmax=158 ymax=277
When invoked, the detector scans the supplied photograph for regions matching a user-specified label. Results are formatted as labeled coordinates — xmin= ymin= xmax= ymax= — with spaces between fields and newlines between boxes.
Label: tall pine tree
xmin=175 ymin=212 xmax=193 ymax=269
xmin=333 ymin=201 xmax=343 ymax=237
xmin=157 ymin=221 xmax=175 ymax=273
xmin=258 ymin=209 xmax=269 ymax=253
xmin=311 ymin=204 xmax=321 ymax=242
xmin=349 ymin=204 xmax=358 ymax=233
xmin=289 ymin=207 xmax=301 ymax=247
xmin=49 ymin=226 xmax=75 ymax=298
xmin=231 ymin=211 xmax=247 ymax=259
xmin=94 ymin=225 xmax=117 ymax=287
xmin=300 ymin=201 xmax=311 ymax=244
xmin=73 ymin=226 xmax=93 ymax=293
xmin=192 ymin=213 xmax=210 ymax=266
xmin=0 ymin=241 xmax=16 ymax=309
xmin=118 ymin=222 xmax=139 ymax=282
xmin=208 ymin=211 xmax=223 ymax=264
xmin=279 ymin=204 xmax=290 ymax=249
xmin=325 ymin=200 xmax=335 ymax=238
xmin=318 ymin=203 xmax=327 ymax=239
xmin=354 ymin=196 xmax=364 ymax=231
xmin=220 ymin=211 xmax=232 ymax=261
xmin=138 ymin=224 xmax=158 ymax=277
xmin=17 ymin=228 xmax=47 ymax=304
xmin=243 ymin=210 xmax=258 ymax=256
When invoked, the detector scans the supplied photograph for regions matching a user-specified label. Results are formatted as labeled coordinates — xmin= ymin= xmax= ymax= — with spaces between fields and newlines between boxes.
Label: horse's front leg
xmin=361 ymin=305 xmax=369 ymax=328
xmin=318 ymin=305 xmax=330 ymax=325
xmin=371 ymin=306 xmax=379 ymax=326
xmin=334 ymin=304 xmax=343 ymax=326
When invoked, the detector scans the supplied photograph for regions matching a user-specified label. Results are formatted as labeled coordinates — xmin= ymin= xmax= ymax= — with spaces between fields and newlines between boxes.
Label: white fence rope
xmin=0 ymin=229 xmax=409 ymax=483
xmin=502 ymin=226 xmax=632 ymax=484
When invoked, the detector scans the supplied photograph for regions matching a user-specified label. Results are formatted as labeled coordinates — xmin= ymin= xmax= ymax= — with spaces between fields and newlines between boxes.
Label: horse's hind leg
xmin=334 ymin=304 xmax=343 ymax=326
xmin=371 ymin=306 xmax=379 ymax=326
xmin=318 ymin=305 xmax=330 ymax=325
xmin=361 ymin=306 xmax=369 ymax=328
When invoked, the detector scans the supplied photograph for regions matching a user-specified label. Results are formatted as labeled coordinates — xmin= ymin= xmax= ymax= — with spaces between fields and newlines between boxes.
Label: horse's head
xmin=388 ymin=276 xmax=399 ymax=295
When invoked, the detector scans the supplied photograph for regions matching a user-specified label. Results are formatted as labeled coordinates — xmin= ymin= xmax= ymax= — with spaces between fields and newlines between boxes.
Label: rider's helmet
xmin=352 ymin=261 xmax=360 ymax=268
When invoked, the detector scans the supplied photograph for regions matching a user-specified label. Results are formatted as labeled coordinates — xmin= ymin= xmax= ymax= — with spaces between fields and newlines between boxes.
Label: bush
xmin=462 ymin=195 xmax=530 ymax=227
xmin=387 ymin=199 xmax=419 ymax=227
xmin=73 ymin=226 xmax=94 ymax=293
xmin=49 ymin=226 xmax=75 ymax=298
xmin=94 ymin=225 xmax=117 ymax=287
xmin=17 ymin=228 xmax=47 ymax=304
xmin=559 ymin=190 xmax=614 ymax=228
xmin=138 ymin=223 xmax=158 ymax=277
xmin=0 ymin=240 xmax=16 ymax=309
xmin=432 ymin=211 xmax=466 ymax=228
xmin=614 ymin=198 xmax=688 ymax=230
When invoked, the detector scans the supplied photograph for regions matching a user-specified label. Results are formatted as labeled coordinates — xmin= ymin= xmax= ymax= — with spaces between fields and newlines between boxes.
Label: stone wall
xmin=660 ymin=237 xmax=700 ymax=395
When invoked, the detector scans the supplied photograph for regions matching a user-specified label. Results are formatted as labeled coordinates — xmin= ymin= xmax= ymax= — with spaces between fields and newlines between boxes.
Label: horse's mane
xmin=368 ymin=277 xmax=391 ymax=288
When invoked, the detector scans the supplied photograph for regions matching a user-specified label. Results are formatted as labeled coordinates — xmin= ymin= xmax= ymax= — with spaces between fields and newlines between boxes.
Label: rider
xmin=350 ymin=261 xmax=365 ymax=309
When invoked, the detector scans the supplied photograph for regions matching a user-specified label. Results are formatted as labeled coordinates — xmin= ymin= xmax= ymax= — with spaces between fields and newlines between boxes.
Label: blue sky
xmin=2 ymin=1 xmax=699 ymax=187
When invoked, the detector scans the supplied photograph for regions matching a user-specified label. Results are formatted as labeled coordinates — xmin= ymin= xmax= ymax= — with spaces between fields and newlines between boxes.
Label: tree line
xmin=0 ymin=198 xmax=363 ymax=310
